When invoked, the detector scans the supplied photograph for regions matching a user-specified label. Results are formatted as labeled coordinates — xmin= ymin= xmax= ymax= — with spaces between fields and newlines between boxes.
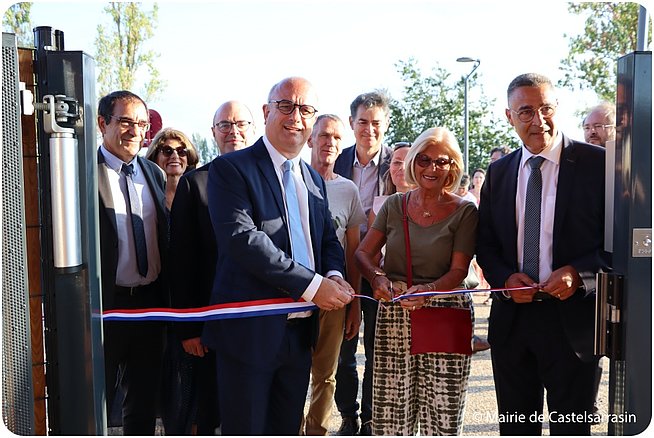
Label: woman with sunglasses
xmin=146 ymin=127 xmax=201 ymax=434
xmin=145 ymin=128 xmax=199 ymax=210
xmin=355 ymin=127 xmax=477 ymax=435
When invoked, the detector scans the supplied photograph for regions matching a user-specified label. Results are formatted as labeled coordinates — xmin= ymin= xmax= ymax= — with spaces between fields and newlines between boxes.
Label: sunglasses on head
xmin=160 ymin=145 xmax=188 ymax=157
xmin=415 ymin=154 xmax=454 ymax=169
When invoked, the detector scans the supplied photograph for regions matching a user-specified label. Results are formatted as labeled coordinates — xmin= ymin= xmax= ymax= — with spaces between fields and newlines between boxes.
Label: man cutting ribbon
xmin=201 ymin=77 xmax=352 ymax=436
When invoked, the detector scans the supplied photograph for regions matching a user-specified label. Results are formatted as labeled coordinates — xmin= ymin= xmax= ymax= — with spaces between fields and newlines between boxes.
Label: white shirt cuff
xmin=301 ymin=271 xmax=343 ymax=303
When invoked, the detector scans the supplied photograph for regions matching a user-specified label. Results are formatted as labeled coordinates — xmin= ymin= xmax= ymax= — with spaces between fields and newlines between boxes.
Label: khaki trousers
xmin=304 ymin=307 xmax=347 ymax=435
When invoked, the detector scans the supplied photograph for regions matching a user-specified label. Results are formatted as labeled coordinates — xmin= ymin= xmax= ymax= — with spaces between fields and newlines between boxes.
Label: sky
xmin=8 ymin=0 xmax=653 ymax=159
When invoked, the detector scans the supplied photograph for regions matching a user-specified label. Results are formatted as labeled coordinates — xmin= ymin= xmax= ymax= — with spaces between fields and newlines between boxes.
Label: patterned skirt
xmin=372 ymin=283 xmax=472 ymax=436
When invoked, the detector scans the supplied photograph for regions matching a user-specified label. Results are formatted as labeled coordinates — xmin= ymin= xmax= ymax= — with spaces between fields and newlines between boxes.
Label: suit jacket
xmin=97 ymin=149 xmax=168 ymax=310
xmin=333 ymin=144 xmax=392 ymax=196
xmin=169 ymin=163 xmax=215 ymax=341
xmin=201 ymin=139 xmax=345 ymax=366
xmin=476 ymin=134 xmax=610 ymax=361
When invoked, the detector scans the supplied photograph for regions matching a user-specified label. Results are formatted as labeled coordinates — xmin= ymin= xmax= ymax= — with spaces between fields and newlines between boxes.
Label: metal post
xmin=637 ymin=5 xmax=650 ymax=51
xmin=463 ymin=76 xmax=469 ymax=175
xmin=457 ymin=57 xmax=480 ymax=175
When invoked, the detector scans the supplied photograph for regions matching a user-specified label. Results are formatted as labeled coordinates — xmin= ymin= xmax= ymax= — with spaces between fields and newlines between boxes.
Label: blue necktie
xmin=282 ymin=160 xmax=310 ymax=268
xmin=121 ymin=163 xmax=148 ymax=277
xmin=523 ymin=156 xmax=545 ymax=282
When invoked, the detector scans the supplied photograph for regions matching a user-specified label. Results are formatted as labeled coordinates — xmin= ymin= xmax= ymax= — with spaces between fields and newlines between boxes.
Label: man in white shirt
xmin=97 ymin=90 xmax=168 ymax=435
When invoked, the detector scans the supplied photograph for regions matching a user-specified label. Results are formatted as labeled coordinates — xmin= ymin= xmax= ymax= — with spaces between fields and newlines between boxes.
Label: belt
xmin=115 ymin=282 xmax=156 ymax=296
xmin=286 ymin=317 xmax=311 ymax=326
xmin=532 ymin=291 xmax=554 ymax=302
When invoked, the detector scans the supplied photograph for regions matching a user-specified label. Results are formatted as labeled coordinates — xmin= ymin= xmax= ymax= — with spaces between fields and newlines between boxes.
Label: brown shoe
xmin=472 ymin=335 xmax=491 ymax=353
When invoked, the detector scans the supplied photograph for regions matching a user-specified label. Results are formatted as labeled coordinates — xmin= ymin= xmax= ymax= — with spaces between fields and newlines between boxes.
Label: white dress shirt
xmin=262 ymin=137 xmax=342 ymax=312
xmin=515 ymin=131 xmax=563 ymax=283
xmin=101 ymin=145 xmax=161 ymax=286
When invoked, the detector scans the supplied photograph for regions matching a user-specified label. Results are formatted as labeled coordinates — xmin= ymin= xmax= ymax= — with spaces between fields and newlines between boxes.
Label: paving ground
xmin=113 ymin=292 xmax=609 ymax=435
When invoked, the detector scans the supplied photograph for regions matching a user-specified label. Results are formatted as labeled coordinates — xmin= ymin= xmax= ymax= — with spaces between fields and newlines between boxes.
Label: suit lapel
xmin=503 ymin=150 xmax=521 ymax=266
xmin=254 ymin=141 xmax=286 ymax=216
xmin=553 ymin=135 xmax=576 ymax=255
xmin=137 ymin=156 xmax=166 ymax=217
xmin=97 ymin=149 xmax=117 ymax=234
xmin=300 ymin=160 xmax=324 ymax=248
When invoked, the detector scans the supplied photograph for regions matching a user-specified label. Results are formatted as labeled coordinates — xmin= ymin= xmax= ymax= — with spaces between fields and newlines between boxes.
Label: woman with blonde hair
xmin=356 ymin=127 xmax=476 ymax=435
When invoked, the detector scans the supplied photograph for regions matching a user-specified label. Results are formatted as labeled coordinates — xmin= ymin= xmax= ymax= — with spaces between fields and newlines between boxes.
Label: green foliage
xmin=192 ymin=133 xmax=218 ymax=166
xmin=3 ymin=2 xmax=33 ymax=46
xmin=559 ymin=2 xmax=647 ymax=102
xmin=387 ymin=58 xmax=517 ymax=173
xmin=95 ymin=2 xmax=166 ymax=103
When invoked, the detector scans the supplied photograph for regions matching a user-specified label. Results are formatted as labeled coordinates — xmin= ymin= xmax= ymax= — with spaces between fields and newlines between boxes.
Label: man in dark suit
xmin=477 ymin=73 xmax=610 ymax=435
xmin=166 ymin=100 xmax=255 ymax=434
xmin=332 ymin=91 xmax=392 ymax=436
xmin=202 ymin=77 xmax=354 ymax=435
xmin=97 ymin=90 xmax=168 ymax=435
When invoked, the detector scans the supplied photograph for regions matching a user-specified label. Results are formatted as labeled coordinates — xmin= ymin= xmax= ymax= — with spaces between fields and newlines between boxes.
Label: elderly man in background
xmin=303 ymin=114 xmax=366 ymax=435
xmin=583 ymin=102 xmax=616 ymax=147
xmin=167 ymin=100 xmax=256 ymax=434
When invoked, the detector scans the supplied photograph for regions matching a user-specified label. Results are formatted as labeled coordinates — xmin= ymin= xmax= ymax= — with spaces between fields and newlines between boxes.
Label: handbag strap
xmin=402 ymin=192 xmax=413 ymax=288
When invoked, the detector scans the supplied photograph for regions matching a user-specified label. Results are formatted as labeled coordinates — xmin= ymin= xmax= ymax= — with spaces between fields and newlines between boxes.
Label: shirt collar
xmin=520 ymin=130 xmax=563 ymax=168
xmin=262 ymin=135 xmax=302 ymax=173
xmin=353 ymin=145 xmax=383 ymax=167
xmin=100 ymin=144 xmax=139 ymax=175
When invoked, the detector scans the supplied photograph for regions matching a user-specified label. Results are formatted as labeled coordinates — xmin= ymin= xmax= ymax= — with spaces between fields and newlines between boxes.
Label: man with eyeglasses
xmin=202 ymin=77 xmax=353 ymax=435
xmin=477 ymin=73 xmax=610 ymax=435
xmin=166 ymin=100 xmax=255 ymax=434
xmin=332 ymin=90 xmax=392 ymax=436
xmin=97 ymin=90 xmax=168 ymax=435
xmin=211 ymin=100 xmax=256 ymax=154
xmin=303 ymin=114 xmax=366 ymax=436
xmin=582 ymin=102 xmax=616 ymax=147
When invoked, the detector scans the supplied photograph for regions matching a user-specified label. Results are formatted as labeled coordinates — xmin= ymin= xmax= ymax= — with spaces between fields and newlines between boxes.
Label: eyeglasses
xmin=583 ymin=123 xmax=614 ymax=132
xmin=268 ymin=100 xmax=317 ymax=119
xmin=109 ymin=115 xmax=151 ymax=131
xmin=215 ymin=120 xmax=252 ymax=134
xmin=160 ymin=145 xmax=188 ymax=157
xmin=393 ymin=141 xmax=411 ymax=149
xmin=510 ymin=104 xmax=557 ymax=123
xmin=415 ymin=154 xmax=454 ymax=169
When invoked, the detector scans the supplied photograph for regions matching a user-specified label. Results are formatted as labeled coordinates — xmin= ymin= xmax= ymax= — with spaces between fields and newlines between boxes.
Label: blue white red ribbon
xmin=102 ymin=286 xmax=531 ymax=322
xmin=103 ymin=297 xmax=316 ymax=322
xmin=355 ymin=286 xmax=534 ymax=303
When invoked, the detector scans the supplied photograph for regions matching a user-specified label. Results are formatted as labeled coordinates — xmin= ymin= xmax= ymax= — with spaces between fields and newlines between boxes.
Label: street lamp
xmin=456 ymin=57 xmax=480 ymax=175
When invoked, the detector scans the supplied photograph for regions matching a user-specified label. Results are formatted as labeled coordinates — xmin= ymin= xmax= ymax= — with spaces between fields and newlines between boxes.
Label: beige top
xmin=371 ymin=192 xmax=478 ymax=285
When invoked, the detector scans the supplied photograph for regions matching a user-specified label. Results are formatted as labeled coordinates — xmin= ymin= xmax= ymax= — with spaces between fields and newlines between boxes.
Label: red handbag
xmin=402 ymin=193 xmax=473 ymax=355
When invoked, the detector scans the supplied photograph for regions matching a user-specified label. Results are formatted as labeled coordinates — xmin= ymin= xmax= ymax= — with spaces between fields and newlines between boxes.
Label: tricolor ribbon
xmin=102 ymin=286 xmax=531 ymax=322
xmin=102 ymin=297 xmax=317 ymax=322
xmin=355 ymin=285 xmax=534 ymax=303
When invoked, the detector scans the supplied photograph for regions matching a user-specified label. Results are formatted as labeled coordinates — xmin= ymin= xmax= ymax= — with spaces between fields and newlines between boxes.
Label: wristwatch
xmin=371 ymin=269 xmax=387 ymax=282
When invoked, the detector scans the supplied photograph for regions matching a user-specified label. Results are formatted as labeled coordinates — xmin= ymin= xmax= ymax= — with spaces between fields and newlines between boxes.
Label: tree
xmin=559 ymin=2 xmax=648 ymax=103
xmin=95 ymin=2 xmax=166 ymax=103
xmin=192 ymin=133 xmax=218 ymax=166
xmin=387 ymin=58 xmax=517 ymax=173
xmin=3 ymin=2 xmax=33 ymax=47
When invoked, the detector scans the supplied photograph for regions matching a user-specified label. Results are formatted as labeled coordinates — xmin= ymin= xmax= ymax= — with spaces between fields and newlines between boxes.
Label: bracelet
xmin=371 ymin=269 xmax=387 ymax=283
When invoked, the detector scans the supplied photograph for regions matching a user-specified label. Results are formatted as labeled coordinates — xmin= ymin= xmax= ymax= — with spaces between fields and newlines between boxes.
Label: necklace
xmin=422 ymin=210 xmax=432 ymax=218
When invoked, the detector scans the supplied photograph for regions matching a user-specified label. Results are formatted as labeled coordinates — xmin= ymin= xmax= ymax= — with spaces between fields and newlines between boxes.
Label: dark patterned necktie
xmin=121 ymin=163 xmax=148 ymax=277
xmin=282 ymin=160 xmax=310 ymax=267
xmin=522 ymin=156 xmax=545 ymax=282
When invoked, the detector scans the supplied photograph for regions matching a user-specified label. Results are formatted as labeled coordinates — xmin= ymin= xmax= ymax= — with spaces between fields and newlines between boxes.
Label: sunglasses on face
xmin=160 ymin=145 xmax=188 ymax=157
xmin=415 ymin=154 xmax=454 ymax=169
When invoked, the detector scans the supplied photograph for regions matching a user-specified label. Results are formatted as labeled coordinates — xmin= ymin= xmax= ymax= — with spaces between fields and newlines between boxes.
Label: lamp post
xmin=456 ymin=57 xmax=480 ymax=175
